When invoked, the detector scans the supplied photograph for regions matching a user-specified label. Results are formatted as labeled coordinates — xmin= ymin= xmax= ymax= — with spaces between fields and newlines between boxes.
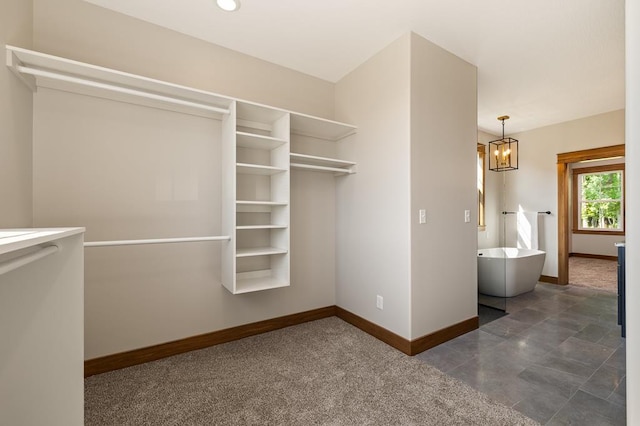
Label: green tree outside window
xmin=579 ymin=171 xmax=623 ymax=230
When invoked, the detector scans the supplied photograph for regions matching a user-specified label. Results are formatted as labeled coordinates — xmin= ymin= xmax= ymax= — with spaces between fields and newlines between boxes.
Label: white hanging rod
xmin=84 ymin=236 xmax=231 ymax=248
xmin=0 ymin=245 xmax=59 ymax=276
xmin=16 ymin=65 xmax=230 ymax=115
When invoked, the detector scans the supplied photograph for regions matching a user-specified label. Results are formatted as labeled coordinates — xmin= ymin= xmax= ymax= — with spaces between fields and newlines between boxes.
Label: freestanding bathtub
xmin=477 ymin=247 xmax=546 ymax=297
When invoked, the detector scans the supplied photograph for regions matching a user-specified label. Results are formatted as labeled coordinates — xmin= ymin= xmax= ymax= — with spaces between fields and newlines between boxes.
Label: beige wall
xmin=33 ymin=0 xmax=334 ymax=119
xmin=30 ymin=0 xmax=340 ymax=358
xmin=0 ymin=0 xmax=33 ymax=227
xmin=335 ymin=34 xmax=412 ymax=338
xmin=334 ymin=32 xmax=478 ymax=340
xmin=409 ymin=33 xmax=477 ymax=338
xmin=503 ymin=109 xmax=625 ymax=277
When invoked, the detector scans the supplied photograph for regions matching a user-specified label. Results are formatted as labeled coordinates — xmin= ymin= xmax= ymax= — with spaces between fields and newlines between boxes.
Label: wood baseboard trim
xmin=569 ymin=252 xmax=617 ymax=261
xmin=85 ymin=306 xmax=336 ymax=377
xmin=335 ymin=307 xmax=412 ymax=355
xmin=539 ymin=275 xmax=559 ymax=284
xmin=335 ymin=307 xmax=478 ymax=356
xmin=86 ymin=306 xmax=479 ymax=377
xmin=410 ymin=316 xmax=479 ymax=355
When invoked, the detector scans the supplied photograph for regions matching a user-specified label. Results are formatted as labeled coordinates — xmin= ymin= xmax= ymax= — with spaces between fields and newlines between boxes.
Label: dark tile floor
xmin=416 ymin=283 xmax=626 ymax=425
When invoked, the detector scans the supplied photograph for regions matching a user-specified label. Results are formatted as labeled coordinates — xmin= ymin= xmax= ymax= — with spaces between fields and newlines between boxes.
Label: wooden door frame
xmin=557 ymin=144 xmax=625 ymax=284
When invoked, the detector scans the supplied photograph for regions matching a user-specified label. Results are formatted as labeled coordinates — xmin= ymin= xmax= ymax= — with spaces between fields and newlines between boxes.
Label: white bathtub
xmin=477 ymin=247 xmax=546 ymax=297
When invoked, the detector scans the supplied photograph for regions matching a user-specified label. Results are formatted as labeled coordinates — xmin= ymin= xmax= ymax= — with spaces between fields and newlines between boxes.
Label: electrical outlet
xmin=419 ymin=209 xmax=426 ymax=224
xmin=376 ymin=295 xmax=383 ymax=310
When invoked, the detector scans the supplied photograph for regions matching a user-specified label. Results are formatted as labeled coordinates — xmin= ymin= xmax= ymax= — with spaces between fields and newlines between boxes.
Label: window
xmin=477 ymin=143 xmax=486 ymax=230
xmin=572 ymin=163 xmax=624 ymax=234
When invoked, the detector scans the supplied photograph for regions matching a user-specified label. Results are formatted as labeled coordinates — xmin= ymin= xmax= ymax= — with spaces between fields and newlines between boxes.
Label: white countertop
xmin=0 ymin=228 xmax=85 ymax=255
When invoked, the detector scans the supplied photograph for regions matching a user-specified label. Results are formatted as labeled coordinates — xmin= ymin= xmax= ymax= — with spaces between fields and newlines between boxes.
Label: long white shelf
xmin=236 ymin=163 xmax=287 ymax=175
xmin=6 ymin=45 xmax=232 ymax=119
xmin=236 ymin=247 xmax=288 ymax=257
xmin=7 ymin=46 xmax=357 ymax=141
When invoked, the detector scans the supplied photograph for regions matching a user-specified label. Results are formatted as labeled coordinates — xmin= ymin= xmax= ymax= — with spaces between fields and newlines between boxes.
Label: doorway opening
xmin=556 ymin=144 xmax=625 ymax=286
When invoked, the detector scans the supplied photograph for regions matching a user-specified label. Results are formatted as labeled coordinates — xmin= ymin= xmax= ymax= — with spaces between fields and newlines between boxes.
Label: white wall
xmin=334 ymin=34 xmax=412 ymax=339
xmin=503 ymin=110 xmax=625 ymax=277
xmin=478 ymin=130 xmax=502 ymax=250
xmin=33 ymin=0 xmax=334 ymax=119
xmin=0 ymin=0 xmax=33 ymax=227
xmin=625 ymin=0 xmax=639 ymax=420
xmin=409 ymin=33 xmax=477 ymax=338
xmin=30 ymin=0 xmax=341 ymax=358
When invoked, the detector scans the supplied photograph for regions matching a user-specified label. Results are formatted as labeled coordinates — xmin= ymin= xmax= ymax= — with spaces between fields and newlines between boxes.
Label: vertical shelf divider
xmin=221 ymin=102 xmax=237 ymax=293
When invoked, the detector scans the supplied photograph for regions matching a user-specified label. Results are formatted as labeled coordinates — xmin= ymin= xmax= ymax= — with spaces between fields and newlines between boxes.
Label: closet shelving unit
xmin=6 ymin=44 xmax=357 ymax=294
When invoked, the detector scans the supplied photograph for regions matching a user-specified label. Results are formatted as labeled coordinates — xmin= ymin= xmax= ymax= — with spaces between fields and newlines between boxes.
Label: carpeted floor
xmin=569 ymin=256 xmax=617 ymax=292
xmin=85 ymin=317 xmax=538 ymax=425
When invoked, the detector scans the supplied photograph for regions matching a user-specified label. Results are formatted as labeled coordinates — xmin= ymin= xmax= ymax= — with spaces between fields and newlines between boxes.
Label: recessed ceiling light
xmin=216 ymin=0 xmax=240 ymax=12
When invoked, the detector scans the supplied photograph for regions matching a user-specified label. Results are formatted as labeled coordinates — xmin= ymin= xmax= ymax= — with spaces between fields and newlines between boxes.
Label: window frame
xmin=477 ymin=143 xmax=486 ymax=231
xmin=572 ymin=163 xmax=625 ymax=235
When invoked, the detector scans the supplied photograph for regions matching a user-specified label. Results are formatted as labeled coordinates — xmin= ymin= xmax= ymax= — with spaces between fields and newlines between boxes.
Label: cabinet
xmin=616 ymin=243 xmax=625 ymax=338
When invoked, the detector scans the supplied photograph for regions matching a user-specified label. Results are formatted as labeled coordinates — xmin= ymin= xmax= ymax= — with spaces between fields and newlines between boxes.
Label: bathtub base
xmin=477 ymin=248 xmax=546 ymax=298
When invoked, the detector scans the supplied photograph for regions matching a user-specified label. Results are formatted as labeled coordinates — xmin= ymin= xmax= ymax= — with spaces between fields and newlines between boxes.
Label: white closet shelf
xmin=290 ymin=113 xmax=357 ymax=141
xmin=236 ymin=200 xmax=288 ymax=206
xmin=6 ymin=45 xmax=233 ymax=119
xmin=6 ymin=46 xmax=358 ymax=139
xmin=236 ymin=131 xmax=287 ymax=149
xmin=236 ymin=163 xmax=287 ymax=175
xmin=236 ymin=247 xmax=288 ymax=257
xmin=236 ymin=225 xmax=287 ymax=230
xmin=235 ymin=270 xmax=288 ymax=294
xmin=289 ymin=153 xmax=356 ymax=175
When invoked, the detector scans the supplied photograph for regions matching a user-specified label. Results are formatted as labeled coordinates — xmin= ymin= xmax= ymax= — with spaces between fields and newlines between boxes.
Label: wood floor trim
xmin=569 ymin=253 xmax=618 ymax=261
xmin=335 ymin=307 xmax=478 ymax=356
xmin=335 ymin=307 xmax=412 ymax=355
xmin=539 ymin=275 xmax=560 ymax=284
xmin=410 ymin=317 xmax=479 ymax=355
xmin=86 ymin=306 xmax=479 ymax=376
xmin=85 ymin=306 xmax=336 ymax=377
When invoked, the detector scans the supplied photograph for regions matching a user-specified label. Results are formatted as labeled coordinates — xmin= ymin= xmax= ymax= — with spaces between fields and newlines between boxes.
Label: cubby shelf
xmin=236 ymin=200 xmax=288 ymax=206
xmin=236 ymin=131 xmax=287 ymax=149
xmin=235 ymin=271 xmax=289 ymax=294
xmin=236 ymin=225 xmax=287 ymax=230
xmin=236 ymin=163 xmax=287 ymax=175
xmin=236 ymin=247 xmax=288 ymax=257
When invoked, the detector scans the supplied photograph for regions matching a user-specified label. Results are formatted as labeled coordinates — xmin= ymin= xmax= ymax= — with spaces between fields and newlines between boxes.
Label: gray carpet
xmin=85 ymin=317 xmax=539 ymax=425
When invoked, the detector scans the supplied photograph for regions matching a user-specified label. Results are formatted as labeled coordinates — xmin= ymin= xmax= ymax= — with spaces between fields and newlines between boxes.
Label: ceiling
xmin=84 ymin=0 xmax=625 ymax=135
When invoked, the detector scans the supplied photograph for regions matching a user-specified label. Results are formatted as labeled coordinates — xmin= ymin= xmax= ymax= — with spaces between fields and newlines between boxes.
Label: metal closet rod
xmin=16 ymin=66 xmax=230 ymax=115
xmin=501 ymin=211 xmax=552 ymax=215
xmin=84 ymin=236 xmax=231 ymax=248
